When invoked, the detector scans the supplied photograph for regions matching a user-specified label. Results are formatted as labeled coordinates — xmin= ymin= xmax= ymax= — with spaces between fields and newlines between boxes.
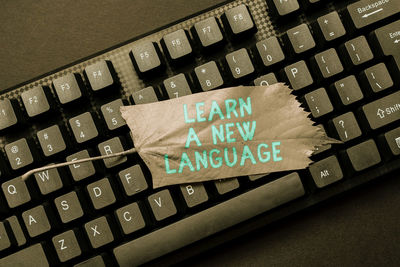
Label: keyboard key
xmin=118 ymin=165 xmax=148 ymax=196
xmin=98 ymin=137 xmax=127 ymax=168
xmin=332 ymin=112 xmax=362 ymax=142
xmin=131 ymin=86 xmax=158 ymax=105
xmin=74 ymin=255 xmax=106 ymax=267
xmin=22 ymin=205 xmax=51 ymax=237
xmin=194 ymin=61 xmax=224 ymax=91
xmin=163 ymin=73 xmax=192 ymax=99
xmin=66 ymin=150 xmax=96 ymax=181
xmin=214 ymin=178 xmax=239 ymax=194
xmin=21 ymin=86 xmax=51 ymax=117
xmin=361 ymin=63 xmax=393 ymax=93
xmin=271 ymin=0 xmax=299 ymax=16
xmin=161 ymin=29 xmax=192 ymax=63
xmin=332 ymin=75 xmax=364 ymax=105
xmin=148 ymin=189 xmax=177 ymax=221
xmin=284 ymin=60 xmax=313 ymax=90
xmin=84 ymin=60 xmax=116 ymax=92
xmin=0 ymin=243 xmax=49 ymax=267
xmin=305 ymin=88 xmax=333 ymax=118
xmin=52 ymin=229 xmax=82 ymax=262
xmin=37 ymin=125 xmax=67 ymax=156
xmin=253 ymin=73 xmax=278 ymax=86
xmin=69 ymin=112 xmax=99 ymax=143
xmin=347 ymin=0 xmax=400 ymax=29
xmin=2 ymin=177 xmax=31 ymax=208
xmin=180 ymin=183 xmax=208 ymax=207
xmin=255 ymin=36 xmax=285 ymax=67
xmin=0 ymin=99 xmax=18 ymax=131
xmin=287 ymin=24 xmax=316 ymax=54
xmin=225 ymin=48 xmax=255 ymax=79
xmin=346 ymin=139 xmax=381 ymax=171
xmin=222 ymin=4 xmax=256 ymax=39
xmin=316 ymin=11 xmax=346 ymax=42
xmin=87 ymin=178 xmax=116 ymax=210
xmin=114 ymin=173 xmax=304 ymax=266
xmin=309 ymin=155 xmax=343 ymax=188
xmin=130 ymin=42 xmax=163 ymax=76
xmin=343 ymin=36 xmax=374 ymax=66
xmin=362 ymin=91 xmax=400 ymax=129
xmin=191 ymin=17 xmax=224 ymax=49
xmin=52 ymin=73 xmax=83 ymax=104
xmin=313 ymin=48 xmax=343 ymax=78
xmin=100 ymin=99 xmax=127 ymax=131
xmin=384 ymin=127 xmax=400 ymax=156
xmin=115 ymin=202 xmax=145 ymax=235
xmin=5 ymin=138 xmax=34 ymax=170
xmin=373 ymin=20 xmax=400 ymax=65
xmin=6 ymin=216 xmax=26 ymax=246
xmin=54 ymin=191 xmax=84 ymax=223
xmin=34 ymin=167 xmax=63 ymax=195
xmin=84 ymin=216 xmax=114 ymax=248
xmin=0 ymin=222 xmax=11 ymax=251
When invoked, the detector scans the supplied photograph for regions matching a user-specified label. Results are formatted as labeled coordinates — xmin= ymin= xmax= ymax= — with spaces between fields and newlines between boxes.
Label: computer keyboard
xmin=0 ymin=0 xmax=399 ymax=265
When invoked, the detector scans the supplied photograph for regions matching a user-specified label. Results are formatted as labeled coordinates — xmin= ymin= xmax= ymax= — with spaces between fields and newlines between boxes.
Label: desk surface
xmin=1 ymin=1 xmax=399 ymax=265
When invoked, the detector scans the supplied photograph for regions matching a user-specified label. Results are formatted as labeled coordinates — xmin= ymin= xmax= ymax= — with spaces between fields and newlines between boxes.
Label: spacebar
xmin=114 ymin=172 xmax=305 ymax=266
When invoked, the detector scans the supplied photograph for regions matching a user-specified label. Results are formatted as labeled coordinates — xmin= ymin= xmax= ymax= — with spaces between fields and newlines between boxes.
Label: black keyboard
xmin=0 ymin=0 xmax=399 ymax=265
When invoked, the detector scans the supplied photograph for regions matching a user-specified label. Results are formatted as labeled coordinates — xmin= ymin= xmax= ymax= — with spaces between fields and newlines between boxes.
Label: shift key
xmin=362 ymin=91 xmax=400 ymax=129
xmin=347 ymin=0 xmax=400 ymax=29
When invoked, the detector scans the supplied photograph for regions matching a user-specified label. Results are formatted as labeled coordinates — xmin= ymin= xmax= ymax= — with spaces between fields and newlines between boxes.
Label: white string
xmin=21 ymin=148 xmax=137 ymax=181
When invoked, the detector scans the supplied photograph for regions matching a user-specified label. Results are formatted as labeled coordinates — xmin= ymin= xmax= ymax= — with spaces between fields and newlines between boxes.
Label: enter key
xmin=373 ymin=19 xmax=400 ymax=68
xmin=362 ymin=91 xmax=400 ymax=129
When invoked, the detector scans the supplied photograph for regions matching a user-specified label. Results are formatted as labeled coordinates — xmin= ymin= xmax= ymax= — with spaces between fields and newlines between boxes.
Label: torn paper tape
xmin=121 ymin=84 xmax=339 ymax=188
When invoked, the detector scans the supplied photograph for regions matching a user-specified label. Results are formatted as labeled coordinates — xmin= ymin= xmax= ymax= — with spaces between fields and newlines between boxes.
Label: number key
xmin=225 ymin=48 xmax=255 ymax=79
xmin=194 ymin=61 xmax=224 ymax=91
xmin=0 ymin=99 xmax=19 ymax=131
xmin=5 ymin=138 xmax=34 ymax=170
xmin=163 ymin=73 xmax=192 ymax=99
xmin=272 ymin=0 xmax=299 ymax=16
xmin=131 ymin=86 xmax=159 ymax=105
xmin=255 ymin=36 xmax=285 ymax=67
xmin=37 ymin=125 xmax=67 ymax=156
xmin=69 ymin=112 xmax=99 ymax=143
xmin=101 ymin=99 xmax=126 ymax=131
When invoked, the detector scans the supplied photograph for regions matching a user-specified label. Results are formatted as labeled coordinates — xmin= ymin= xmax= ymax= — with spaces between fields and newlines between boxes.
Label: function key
xmin=309 ymin=155 xmax=343 ymax=188
xmin=36 ymin=125 xmax=67 ymax=157
xmin=342 ymin=36 xmax=374 ymax=67
xmin=270 ymin=0 xmax=299 ymax=17
xmin=84 ymin=60 xmax=117 ymax=92
xmin=0 ymin=98 xmax=19 ymax=131
xmin=100 ymin=99 xmax=127 ymax=131
xmin=283 ymin=60 xmax=313 ymax=90
xmin=191 ymin=17 xmax=224 ymax=50
xmin=285 ymin=23 xmax=316 ymax=54
xmin=52 ymin=73 xmax=84 ymax=104
xmin=130 ymin=42 xmax=163 ymax=78
xmin=21 ymin=86 xmax=52 ymax=118
xmin=316 ymin=11 xmax=346 ymax=42
xmin=5 ymin=138 xmax=35 ymax=170
xmin=221 ymin=4 xmax=256 ymax=40
xmin=161 ymin=29 xmax=193 ymax=65
xmin=163 ymin=73 xmax=192 ymax=99
xmin=360 ymin=63 xmax=393 ymax=93
xmin=68 ymin=112 xmax=99 ymax=144
xmin=130 ymin=86 xmax=159 ymax=105
xmin=255 ymin=36 xmax=285 ymax=67
xmin=225 ymin=48 xmax=255 ymax=80
xmin=331 ymin=75 xmax=364 ymax=106
xmin=194 ymin=61 xmax=224 ymax=91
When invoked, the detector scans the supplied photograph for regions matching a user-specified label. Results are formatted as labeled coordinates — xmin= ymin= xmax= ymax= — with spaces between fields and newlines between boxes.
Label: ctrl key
xmin=309 ymin=155 xmax=343 ymax=188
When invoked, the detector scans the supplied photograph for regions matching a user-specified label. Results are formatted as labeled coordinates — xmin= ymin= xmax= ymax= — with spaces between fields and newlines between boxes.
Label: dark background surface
xmin=1 ymin=1 xmax=399 ymax=266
